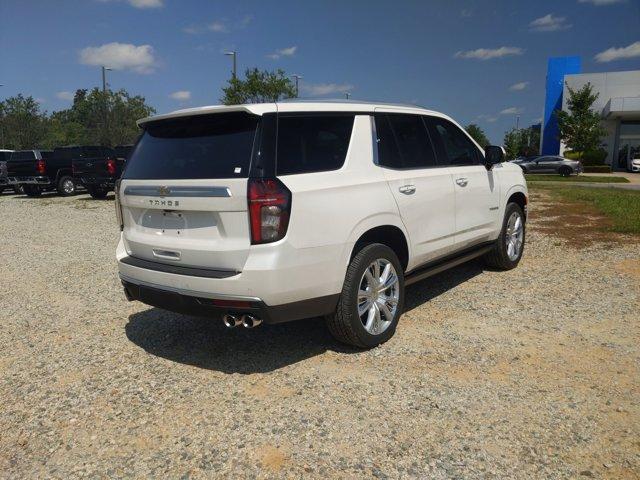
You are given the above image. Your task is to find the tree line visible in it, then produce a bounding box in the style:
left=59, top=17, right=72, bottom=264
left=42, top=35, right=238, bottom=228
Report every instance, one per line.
left=0, top=89, right=155, bottom=150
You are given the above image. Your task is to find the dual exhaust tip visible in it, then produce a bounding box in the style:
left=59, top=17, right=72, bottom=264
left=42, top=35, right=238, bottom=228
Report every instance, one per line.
left=223, top=314, right=262, bottom=329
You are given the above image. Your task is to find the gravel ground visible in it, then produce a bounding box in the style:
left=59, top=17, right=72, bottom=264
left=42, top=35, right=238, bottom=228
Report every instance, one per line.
left=0, top=189, right=638, bottom=479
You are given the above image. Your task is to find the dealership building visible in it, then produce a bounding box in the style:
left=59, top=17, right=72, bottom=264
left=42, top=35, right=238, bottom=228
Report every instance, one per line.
left=541, top=56, right=640, bottom=171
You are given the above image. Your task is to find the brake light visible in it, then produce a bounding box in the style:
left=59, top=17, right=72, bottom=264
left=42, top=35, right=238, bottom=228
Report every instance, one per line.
left=36, top=159, right=46, bottom=175
left=114, top=180, right=124, bottom=231
left=106, top=158, right=116, bottom=175
left=248, top=178, right=291, bottom=244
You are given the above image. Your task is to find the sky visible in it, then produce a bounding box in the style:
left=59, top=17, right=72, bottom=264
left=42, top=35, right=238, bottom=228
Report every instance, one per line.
left=1, top=0, right=639, bottom=143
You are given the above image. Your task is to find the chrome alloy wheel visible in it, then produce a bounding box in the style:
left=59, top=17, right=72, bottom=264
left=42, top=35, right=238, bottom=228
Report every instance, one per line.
left=62, top=179, right=75, bottom=194
left=506, top=211, right=524, bottom=261
left=357, top=258, right=400, bottom=335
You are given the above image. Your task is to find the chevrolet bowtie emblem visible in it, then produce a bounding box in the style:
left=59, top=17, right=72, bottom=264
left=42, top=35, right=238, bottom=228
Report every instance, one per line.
left=157, top=186, right=170, bottom=196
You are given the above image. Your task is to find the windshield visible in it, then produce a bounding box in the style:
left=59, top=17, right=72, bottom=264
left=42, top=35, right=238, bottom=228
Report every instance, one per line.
left=123, top=112, right=259, bottom=180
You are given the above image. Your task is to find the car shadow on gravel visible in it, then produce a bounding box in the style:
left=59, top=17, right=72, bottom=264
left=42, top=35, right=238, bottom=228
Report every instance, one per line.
left=125, top=261, right=486, bottom=374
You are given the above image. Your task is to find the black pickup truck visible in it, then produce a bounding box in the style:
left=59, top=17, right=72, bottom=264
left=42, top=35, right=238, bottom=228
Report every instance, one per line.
left=72, top=145, right=131, bottom=198
left=5, top=149, right=60, bottom=197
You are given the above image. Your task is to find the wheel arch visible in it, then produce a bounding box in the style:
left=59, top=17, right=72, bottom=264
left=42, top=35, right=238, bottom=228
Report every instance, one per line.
left=506, top=189, right=528, bottom=219
left=346, top=219, right=411, bottom=272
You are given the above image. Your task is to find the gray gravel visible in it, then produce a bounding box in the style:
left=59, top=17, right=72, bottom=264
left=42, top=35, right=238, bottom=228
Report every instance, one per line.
left=0, top=189, right=639, bottom=479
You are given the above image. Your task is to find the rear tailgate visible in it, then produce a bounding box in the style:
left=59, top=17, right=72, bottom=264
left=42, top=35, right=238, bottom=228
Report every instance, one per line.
left=73, top=157, right=111, bottom=179
left=7, top=159, right=38, bottom=177
left=119, top=111, right=261, bottom=273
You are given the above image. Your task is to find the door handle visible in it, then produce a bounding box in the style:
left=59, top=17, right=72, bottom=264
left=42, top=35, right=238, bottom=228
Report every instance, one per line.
left=455, top=177, right=468, bottom=187
left=399, top=185, right=416, bottom=195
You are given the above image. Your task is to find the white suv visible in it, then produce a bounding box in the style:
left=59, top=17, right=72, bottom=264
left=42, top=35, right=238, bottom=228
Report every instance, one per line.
left=116, top=101, right=527, bottom=348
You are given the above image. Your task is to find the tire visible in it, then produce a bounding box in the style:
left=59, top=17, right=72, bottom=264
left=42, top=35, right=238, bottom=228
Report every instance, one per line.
left=57, top=175, right=76, bottom=196
left=559, top=167, right=572, bottom=177
left=326, top=243, right=405, bottom=348
left=484, top=202, right=526, bottom=270
left=87, top=186, right=108, bottom=199
left=23, top=185, right=42, bottom=197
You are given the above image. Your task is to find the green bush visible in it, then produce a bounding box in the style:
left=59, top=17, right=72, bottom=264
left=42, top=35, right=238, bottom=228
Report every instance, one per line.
left=564, top=149, right=608, bottom=165
left=584, top=165, right=612, bottom=173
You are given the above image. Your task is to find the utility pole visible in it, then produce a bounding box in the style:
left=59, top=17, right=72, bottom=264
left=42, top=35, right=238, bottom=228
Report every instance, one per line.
left=224, top=51, right=237, bottom=79
left=291, top=74, right=302, bottom=97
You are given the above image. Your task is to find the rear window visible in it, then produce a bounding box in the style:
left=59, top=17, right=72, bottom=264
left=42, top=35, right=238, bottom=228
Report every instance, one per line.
left=276, top=114, right=354, bottom=175
left=10, top=151, right=36, bottom=161
left=53, top=147, right=82, bottom=159
left=123, top=112, right=259, bottom=180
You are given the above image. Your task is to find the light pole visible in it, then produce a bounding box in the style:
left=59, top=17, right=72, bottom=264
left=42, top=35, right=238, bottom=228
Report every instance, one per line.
left=101, top=66, right=112, bottom=93
left=101, top=67, right=112, bottom=146
left=291, top=74, right=302, bottom=97
left=515, top=115, right=520, bottom=131
left=224, top=51, right=237, bottom=79
left=0, top=84, right=4, bottom=147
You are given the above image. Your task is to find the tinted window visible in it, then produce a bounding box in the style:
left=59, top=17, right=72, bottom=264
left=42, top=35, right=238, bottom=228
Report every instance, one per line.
left=82, top=146, right=103, bottom=157
left=0, top=152, right=12, bottom=161
left=276, top=115, right=354, bottom=175
left=376, top=114, right=436, bottom=169
left=53, top=147, right=81, bottom=159
left=429, top=118, right=480, bottom=166
left=41, top=151, right=53, bottom=159
left=123, top=112, right=259, bottom=180
left=10, top=151, right=36, bottom=161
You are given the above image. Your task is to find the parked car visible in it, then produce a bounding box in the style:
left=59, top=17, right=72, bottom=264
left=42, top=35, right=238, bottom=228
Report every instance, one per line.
left=0, top=149, right=15, bottom=194
left=5, top=149, right=60, bottom=197
left=513, top=155, right=582, bottom=176
left=630, top=155, right=640, bottom=173
left=116, top=101, right=528, bottom=348
left=72, top=146, right=125, bottom=198
left=115, top=144, right=134, bottom=161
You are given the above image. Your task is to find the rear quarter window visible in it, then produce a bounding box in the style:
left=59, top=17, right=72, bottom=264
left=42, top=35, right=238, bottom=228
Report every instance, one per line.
left=276, top=114, right=354, bottom=176
left=10, top=151, right=36, bottom=161
left=123, top=112, right=259, bottom=180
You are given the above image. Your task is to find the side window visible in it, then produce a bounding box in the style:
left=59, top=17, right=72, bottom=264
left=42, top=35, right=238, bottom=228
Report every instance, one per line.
left=428, top=117, right=480, bottom=166
left=375, top=114, right=437, bottom=169
left=276, top=114, right=354, bottom=175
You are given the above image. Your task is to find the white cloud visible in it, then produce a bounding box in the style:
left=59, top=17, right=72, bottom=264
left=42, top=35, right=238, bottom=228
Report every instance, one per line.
left=454, top=46, right=524, bottom=60
left=98, top=0, right=163, bottom=8
left=266, top=46, right=297, bottom=59
left=461, top=9, right=472, bottom=17
left=56, top=91, right=75, bottom=101
left=509, top=81, right=529, bottom=91
left=79, top=42, right=157, bottom=74
left=478, top=114, right=498, bottom=123
left=578, top=0, right=624, bottom=5
left=500, top=107, right=523, bottom=115
left=208, top=21, right=228, bottom=33
left=529, top=13, right=571, bottom=32
left=239, top=15, right=254, bottom=27
left=595, top=41, right=640, bottom=62
left=183, top=25, right=201, bottom=35
left=169, top=90, right=191, bottom=101
left=301, top=82, right=354, bottom=97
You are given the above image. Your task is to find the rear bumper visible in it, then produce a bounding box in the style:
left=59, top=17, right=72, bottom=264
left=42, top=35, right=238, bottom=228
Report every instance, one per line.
left=6, top=176, right=50, bottom=185
left=77, top=176, right=115, bottom=189
left=120, top=277, right=338, bottom=324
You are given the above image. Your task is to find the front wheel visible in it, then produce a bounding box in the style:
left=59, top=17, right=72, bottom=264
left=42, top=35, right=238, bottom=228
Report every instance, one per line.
left=57, top=175, right=76, bottom=196
left=326, top=243, right=405, bottom=348
left=484, top=202, right=525, bottom=270
left=559, top=167, right=572, bottom=177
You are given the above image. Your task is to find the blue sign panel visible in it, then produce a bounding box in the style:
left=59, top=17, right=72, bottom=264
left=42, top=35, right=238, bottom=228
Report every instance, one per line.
left=541, top=56, right=581, bottom=155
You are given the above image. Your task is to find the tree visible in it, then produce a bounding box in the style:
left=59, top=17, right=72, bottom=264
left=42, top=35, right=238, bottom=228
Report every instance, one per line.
left=43, top=88, right=155, bottom=147
left=0, top=94, right=49, bottom=149
left=555, top=82, right=605, bottom=157
left=502, top=126, right=540, bottom=159
left=221, top=68, right=296, bottom=105
left=465, top=124, right=490, bottom=148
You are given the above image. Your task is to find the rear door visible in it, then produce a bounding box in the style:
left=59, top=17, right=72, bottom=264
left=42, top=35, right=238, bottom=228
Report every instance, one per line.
left=119, top=111, right=261, bottom=272
left=374, top=112, right=456, bottom=267
left=425, top=116, right=500, bottom=249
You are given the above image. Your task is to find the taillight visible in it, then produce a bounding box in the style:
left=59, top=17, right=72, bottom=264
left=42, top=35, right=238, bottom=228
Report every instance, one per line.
left=106, top=158, right=116, bottom=175
left=248, top=178, right=291, bottom=244
left=114, top=180, right=124, bottom=231
left=36, top=159, right=46, bottom=175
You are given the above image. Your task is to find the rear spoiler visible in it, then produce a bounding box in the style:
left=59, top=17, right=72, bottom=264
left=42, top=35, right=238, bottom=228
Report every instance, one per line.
left=137, top=104, right=276, bottom=127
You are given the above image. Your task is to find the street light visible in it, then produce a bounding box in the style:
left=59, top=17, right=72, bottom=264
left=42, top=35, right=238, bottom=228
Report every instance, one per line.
left=291, top=74, right=302, bottom=97
left=224, top=51, right=237, bottom=79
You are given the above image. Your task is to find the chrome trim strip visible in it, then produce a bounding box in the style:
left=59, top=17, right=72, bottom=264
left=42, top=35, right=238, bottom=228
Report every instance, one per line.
left=123, top=185, right=231, bottom=197
left=118, top=273, right=262, bottom=303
